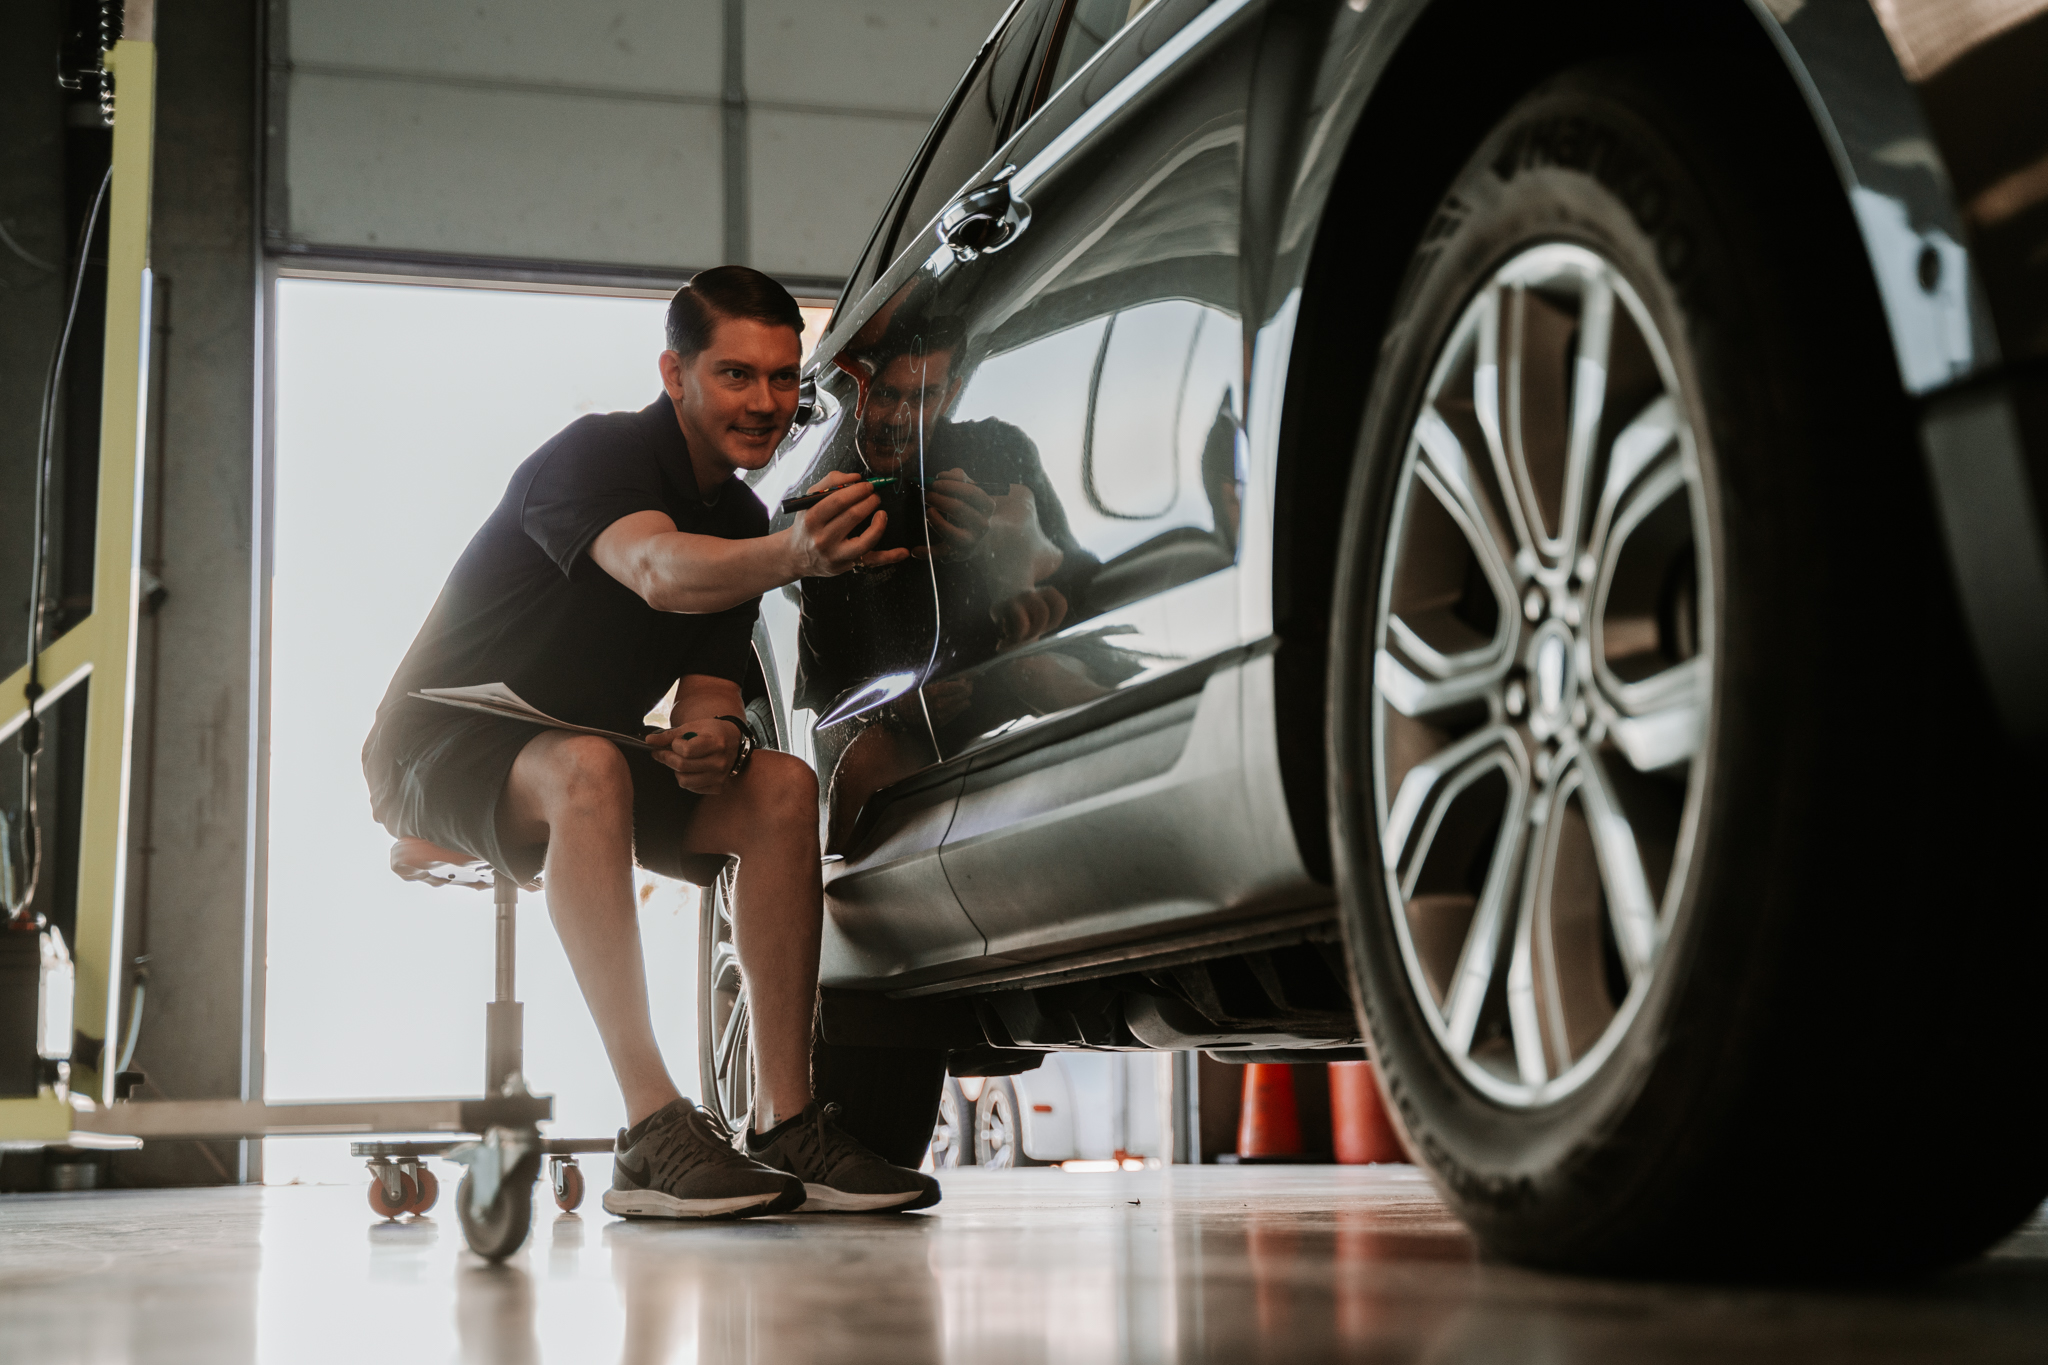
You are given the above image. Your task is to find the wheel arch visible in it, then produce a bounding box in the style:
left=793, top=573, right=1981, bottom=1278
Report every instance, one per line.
left=1253, top=0, right=1915, bottom=880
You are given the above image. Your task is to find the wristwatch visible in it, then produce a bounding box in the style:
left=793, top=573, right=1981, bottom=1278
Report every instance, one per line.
left=714, top=714, right=756, bottom=778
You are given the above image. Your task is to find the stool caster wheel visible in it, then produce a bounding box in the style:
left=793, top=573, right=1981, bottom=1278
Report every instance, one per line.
left=409, top=1167, right=440, bottom=1215
left=550, top=1157, right=585, bottom=1213
left=367, top=1164, right=416, bottom=1220
left=457, top=1166, right=534, bottom=1261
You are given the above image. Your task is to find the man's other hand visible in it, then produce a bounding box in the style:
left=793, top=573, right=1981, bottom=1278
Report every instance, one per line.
left=790, top=472, right=913, bottom=578
left=649, top=718, right=742, bottom=795
left=924, top=468, right=996, bottom=556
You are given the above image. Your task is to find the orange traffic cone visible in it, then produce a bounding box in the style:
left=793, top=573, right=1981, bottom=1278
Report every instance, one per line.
left=1329, top=1061, right=1408, bottom=1165
left=1236, top=1062, right=1305, bottom=1160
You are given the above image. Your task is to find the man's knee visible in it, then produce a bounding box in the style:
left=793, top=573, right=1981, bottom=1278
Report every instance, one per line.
left=541, top=734, right=634, bottom=821
left=741, top=751, right=817, bottom=833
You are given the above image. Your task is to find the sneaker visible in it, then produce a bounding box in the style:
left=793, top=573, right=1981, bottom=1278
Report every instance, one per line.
left=745, top=1101, right=942, bottom=1213
left=603, top=1098, right=805, bottom=1219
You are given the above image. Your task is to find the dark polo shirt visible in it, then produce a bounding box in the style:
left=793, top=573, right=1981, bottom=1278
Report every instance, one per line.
left=363, top=394, right=768, bottom=864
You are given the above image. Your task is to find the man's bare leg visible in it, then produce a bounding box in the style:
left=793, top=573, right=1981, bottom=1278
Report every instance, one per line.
left=677, top=750, right=823, bottom=1132
left=498, top=731, right=681, bottom=1128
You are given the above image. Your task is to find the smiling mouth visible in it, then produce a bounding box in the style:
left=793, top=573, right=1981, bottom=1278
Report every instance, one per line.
left=731, top=424, right=777, bottom=441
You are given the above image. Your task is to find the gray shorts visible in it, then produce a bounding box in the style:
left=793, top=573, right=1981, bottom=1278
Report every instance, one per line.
left=365, top=701, right=730, bottom=887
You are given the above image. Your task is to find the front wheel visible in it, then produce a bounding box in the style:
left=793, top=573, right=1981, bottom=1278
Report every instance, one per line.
left=1328, top=62, right=2048, bottom=1278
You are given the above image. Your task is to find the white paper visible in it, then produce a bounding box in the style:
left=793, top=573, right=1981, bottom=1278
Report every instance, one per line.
left=410, top=682, right=655, bottom=750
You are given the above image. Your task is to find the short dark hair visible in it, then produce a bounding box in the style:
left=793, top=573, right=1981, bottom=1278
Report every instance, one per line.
left=666, top=266, right=805, bottom=358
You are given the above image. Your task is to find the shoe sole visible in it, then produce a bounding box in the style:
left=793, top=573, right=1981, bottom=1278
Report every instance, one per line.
left=797, top=1183, right=940, bottom=1213
left=602, top=1187, right=795, bottom=1219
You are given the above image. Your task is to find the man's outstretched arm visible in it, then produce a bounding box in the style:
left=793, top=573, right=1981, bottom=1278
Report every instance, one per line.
left=591, top=472, right=909, bottom=614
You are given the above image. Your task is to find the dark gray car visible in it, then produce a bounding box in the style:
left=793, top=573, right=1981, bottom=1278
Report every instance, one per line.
left=701, top=0, right=2048, bottom=1278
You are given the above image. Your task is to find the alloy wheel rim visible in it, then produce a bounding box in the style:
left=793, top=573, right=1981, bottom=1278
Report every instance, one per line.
left=708, top=867, right=751, bottom=1124
left=1371, top=242, right=1715, bottom=1108
left=979, top=1090, right=1016, bottom=1167
left=931, top=1088, right=964, bottom=1168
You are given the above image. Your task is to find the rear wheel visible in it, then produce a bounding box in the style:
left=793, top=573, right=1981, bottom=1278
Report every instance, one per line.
left=697, top=862, right=751, bottom=1127
left=694, top=691, right=946, bottom=1167
left=1328, top=63, right=2048, bottom=1277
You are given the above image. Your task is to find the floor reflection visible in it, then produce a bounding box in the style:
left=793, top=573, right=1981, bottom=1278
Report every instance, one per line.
left=526, top=1169, right=1483, bottom=1364
left=5, top=1169, right=2047, bottom=1364
left=606, top=1214, right=945, bottom=1364
left=456, top=1259, right=540, bottom=1365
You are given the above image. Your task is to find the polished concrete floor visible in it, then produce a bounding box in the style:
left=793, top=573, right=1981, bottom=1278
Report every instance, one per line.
left=3, top=1165, right=2046, bottom=1363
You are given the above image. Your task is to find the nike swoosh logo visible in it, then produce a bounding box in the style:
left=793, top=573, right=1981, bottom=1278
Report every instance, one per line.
left=615, top=1154, right=651, bottom=1186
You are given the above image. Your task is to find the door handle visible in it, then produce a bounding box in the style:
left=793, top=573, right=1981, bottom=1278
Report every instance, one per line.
left=791, top=375, right=821, bottom=427
left=936, top=165, right=1031, bottom=262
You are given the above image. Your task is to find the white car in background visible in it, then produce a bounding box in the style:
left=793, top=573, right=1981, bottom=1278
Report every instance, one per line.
left=927, top=1053, right=1171, bottom=1170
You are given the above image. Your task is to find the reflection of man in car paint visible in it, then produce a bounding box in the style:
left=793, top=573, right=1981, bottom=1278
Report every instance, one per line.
left=850, top=316, right=1096, bottom=655
left=798, top=314, right=1105, bottom=848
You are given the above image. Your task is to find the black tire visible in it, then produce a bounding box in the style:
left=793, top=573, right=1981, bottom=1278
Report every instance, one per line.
left=456, top=1163, right=535, bottom=1262
left=1327, top=61, right=2048, bottom=1278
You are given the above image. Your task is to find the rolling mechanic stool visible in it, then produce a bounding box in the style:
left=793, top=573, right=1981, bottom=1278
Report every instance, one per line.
left=351, top=837, right=613, bottom=1260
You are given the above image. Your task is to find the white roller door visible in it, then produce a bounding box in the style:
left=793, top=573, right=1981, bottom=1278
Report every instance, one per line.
left=269, top=0, right=1009, bottom=286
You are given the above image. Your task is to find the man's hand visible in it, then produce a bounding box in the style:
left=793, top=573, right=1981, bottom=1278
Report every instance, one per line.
left=992, top=585, right=1068, bottom=652
left=789, top=472, right=913, bottom=578
left=924, top=469, right=996, bottom=556
left=648, top=716, right=744, bottom=795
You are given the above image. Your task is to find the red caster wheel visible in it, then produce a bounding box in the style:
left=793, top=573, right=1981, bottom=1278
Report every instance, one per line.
left=408, top=1167, right=440, bottom=1215
left=368, top=1169, right=416, bottom=1219
left=552, top=1160, right=585, bottom=1213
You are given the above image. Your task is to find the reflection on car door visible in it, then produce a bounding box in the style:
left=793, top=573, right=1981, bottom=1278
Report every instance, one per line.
left=898, top=0, right=1257, bottom=764
left=758, top=0, right=1054, bottom=985
left=845, top=0, right=1268, bottom=959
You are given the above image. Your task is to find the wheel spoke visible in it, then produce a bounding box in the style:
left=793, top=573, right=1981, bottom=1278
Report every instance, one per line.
left=1503, top=826, right=1552, bottom=1089
left=1376, top=647, right=1503, bottom=719
left=1382, top=725, right=1532, bottom=1054
left=1439, top=809, right=1530, bottom=1056
left=1600, top=656, right=1706, bottom=772
left=1381, top=725, right=1528, bottom=893
left=1471, top=286, right=1542, bottom=567
left=1559, top=270, right=1616, bottom=559
left=717, top=992, right=750, bottom=1115
left=1583, top=395, right=1680, bottom=569
left=1414, top=407, right=1522, bottom=610
left=1381, top=411, right=1522, bottom=697
left=1573, top=750, right=1660, bottom=978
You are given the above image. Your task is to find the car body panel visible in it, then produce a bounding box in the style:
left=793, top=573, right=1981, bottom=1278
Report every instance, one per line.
left=762, top=0, right=2048, bottom=1000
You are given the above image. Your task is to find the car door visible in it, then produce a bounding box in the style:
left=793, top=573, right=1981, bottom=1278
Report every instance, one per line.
left=756, top=0, right=1054, bottom=985
left=846, top=0, right=1268, bottom=959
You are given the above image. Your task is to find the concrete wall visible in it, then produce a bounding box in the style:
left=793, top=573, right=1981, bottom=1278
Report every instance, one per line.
left=271, top=0, right=1007, bottom=284
left=112, top=0, right=266, bottom=1186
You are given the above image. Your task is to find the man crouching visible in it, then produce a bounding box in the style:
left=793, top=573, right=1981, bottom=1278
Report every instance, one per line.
left=361, top=267, right=936, bottom=1217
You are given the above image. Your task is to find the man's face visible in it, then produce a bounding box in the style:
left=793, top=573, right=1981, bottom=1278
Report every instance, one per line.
left=660, top=316, right=803, bottom=478
left=857, top=349, right=957, bottom=474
